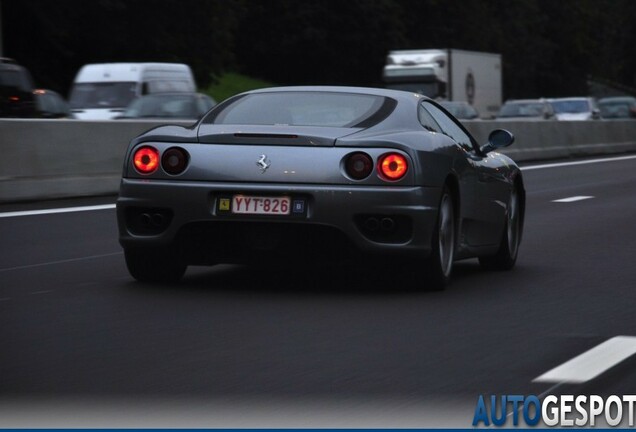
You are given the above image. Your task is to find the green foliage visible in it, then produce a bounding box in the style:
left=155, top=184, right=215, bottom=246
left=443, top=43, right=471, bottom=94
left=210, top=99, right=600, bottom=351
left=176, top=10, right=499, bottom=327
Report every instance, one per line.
left=205, top=73, right=275, bottom=102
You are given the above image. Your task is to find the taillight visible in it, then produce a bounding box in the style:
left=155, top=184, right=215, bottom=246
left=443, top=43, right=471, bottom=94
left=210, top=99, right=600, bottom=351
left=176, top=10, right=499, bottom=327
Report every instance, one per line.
left=133, top=146, right=159, bottom=174
left=345, top=152, right=373, bottom=180
left=162, top=147, right=189, bottom=175
left=378, top=153, right=408, bottom=181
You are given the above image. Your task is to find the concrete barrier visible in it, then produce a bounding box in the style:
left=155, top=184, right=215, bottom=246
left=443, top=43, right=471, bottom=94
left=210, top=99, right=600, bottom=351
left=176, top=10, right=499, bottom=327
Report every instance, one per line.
left=1, top=118, right=636, bottom=203
left=465, top=120, right=636, bottom=161
left=0, top=119, right=190, bottom=203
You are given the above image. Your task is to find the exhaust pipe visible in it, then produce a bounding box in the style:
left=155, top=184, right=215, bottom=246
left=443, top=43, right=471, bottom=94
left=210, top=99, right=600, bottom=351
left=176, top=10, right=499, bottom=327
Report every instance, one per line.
left=364, top=217, right=380, bottom=232
left=139, top=213, right=152, bottom=226
left=380, top=217, right=395, bottom=232
left=151, top=213, right=165, bottom=227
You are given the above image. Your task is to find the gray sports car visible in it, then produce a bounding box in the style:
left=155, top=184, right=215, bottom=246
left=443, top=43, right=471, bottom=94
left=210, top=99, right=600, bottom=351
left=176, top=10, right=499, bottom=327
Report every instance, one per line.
left=116, top=86, right=524, bottom=290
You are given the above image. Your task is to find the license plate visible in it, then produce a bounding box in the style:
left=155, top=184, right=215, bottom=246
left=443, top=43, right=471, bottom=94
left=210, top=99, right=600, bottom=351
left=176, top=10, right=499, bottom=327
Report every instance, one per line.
left=231, top=195, right=291, bottom=215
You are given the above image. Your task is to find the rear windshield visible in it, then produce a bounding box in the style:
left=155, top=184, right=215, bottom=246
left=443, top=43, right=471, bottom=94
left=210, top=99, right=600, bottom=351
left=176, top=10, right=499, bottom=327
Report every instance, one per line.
left=69, top=82, right=137, bottom=109
left=205, top=92, right=391, bottom=127
left=551, top=100, right=590, bottom=114
left=0, top=70, right=33, bottom=92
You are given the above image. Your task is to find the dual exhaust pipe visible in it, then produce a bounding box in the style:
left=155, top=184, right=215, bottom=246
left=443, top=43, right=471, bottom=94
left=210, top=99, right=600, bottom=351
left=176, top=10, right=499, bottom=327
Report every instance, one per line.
left=363, top=216, right=395, bottom=233
left=139, top=213, right=166, bottom=228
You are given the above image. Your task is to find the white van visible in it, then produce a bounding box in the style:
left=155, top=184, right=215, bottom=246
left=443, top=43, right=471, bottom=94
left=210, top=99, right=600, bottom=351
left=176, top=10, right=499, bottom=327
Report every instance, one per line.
left=69, top=63, right=196, bottom=120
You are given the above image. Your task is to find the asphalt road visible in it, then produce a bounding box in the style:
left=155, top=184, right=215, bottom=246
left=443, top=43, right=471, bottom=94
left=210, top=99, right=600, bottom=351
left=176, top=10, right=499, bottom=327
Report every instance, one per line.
left=1, top=154, right=636, bottom=427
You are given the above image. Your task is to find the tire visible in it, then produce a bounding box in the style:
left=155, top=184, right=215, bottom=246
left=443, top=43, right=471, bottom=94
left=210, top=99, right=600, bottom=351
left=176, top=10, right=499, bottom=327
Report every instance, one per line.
left=479, top=186, right=521, bottom=271
left=124, top=247, right=187, bottom=283
left=423, top=186, right=456, bottom=291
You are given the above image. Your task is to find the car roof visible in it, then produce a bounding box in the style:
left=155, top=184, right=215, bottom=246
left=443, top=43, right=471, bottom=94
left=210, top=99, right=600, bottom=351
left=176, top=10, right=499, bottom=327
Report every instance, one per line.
left=599, top=96, right=636, bottom=103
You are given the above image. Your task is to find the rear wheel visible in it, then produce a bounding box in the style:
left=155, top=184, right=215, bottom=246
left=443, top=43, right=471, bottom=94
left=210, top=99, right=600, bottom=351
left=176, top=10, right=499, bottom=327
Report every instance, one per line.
left=422, top=187, right=455, bottom=290
left=124, top=247, right=187, bottom=283
left=479, top=186, right=521, bottom=270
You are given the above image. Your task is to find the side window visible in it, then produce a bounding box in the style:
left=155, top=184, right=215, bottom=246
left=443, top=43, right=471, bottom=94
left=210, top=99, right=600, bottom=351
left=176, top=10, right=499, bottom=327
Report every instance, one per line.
left=421, top=101, right=474, bottom=150
left=417, top=103, right=442, bottom=133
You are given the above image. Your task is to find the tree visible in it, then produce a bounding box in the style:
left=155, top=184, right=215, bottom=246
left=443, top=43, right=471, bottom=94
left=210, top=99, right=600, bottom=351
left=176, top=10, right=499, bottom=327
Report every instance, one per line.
left=235, top=0, right=406, bottom=86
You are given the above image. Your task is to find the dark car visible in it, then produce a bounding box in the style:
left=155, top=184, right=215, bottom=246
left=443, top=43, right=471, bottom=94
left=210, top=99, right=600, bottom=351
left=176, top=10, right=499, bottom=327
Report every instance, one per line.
left=0, top=58, right=37, bottom=118
left=117, top=92, right=216, bottom=120
left=598, top=96, right=636, bottom=119
left=33, top=89, right=74, bottom=118
left=117, top=86, right=525, bottom=290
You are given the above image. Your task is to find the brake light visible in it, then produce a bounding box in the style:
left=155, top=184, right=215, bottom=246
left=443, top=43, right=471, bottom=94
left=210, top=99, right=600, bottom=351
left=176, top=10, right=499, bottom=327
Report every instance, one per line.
left=378, top=153, right=408, bottom=181
left=162, top=147, right=189, bottom=175
left=133, top=146, right=159, bottom=174
left=345, top=152, right=373, bottom=180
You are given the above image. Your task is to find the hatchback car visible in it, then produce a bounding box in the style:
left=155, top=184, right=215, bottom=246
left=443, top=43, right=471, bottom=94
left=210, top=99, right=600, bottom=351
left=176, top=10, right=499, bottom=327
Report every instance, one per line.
left=117, top=86, right=525, bottom=290
left=33, top=89, right=73, bottom=118
left=0, top=58, right=37, bottom=118
left=548, top=97, right=601, bottom=120
left=497, top=99, right=554, bottom=120
left=598, top=96, right=636, bottom=119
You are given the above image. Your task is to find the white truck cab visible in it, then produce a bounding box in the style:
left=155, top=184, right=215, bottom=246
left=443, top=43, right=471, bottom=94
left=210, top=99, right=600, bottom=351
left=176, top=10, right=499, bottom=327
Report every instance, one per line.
left=69, top=63, right=196, bottom=120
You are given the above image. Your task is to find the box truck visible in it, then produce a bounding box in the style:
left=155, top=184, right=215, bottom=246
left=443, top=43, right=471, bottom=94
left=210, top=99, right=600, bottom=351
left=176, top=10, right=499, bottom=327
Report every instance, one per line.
left=383, top=49, right=502, bottom=118
left=69, top=63, right=196, bottom=120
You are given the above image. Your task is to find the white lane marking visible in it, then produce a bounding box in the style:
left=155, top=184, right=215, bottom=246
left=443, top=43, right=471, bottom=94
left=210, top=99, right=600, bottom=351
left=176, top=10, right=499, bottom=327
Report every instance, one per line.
left=552, top=196, right=594, bottom=203
left=29, top=290, right=52, bottom=295
left=0, top=204, right=115, bottom=219
left=0, top=252, right=123, bottom=273
left=533, top=336, right=636, bottom=384
left=522, top=154, right=636, bottom=171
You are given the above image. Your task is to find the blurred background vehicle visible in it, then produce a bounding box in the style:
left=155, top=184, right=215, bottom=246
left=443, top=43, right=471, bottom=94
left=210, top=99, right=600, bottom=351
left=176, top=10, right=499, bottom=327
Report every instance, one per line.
left=496, top=99, right=555, bottom=120
left=69, top=63, right=197, bottom=120
left=438, top=101, right=479, bottom=120
left=116, top=92, right=216, bottom=120
left=0, top=57, right=37, bottom=118
left=598, top=96, right=636, bottom=119
left=548, top=97, right=601, bottom=120
left=33, top=89, right=74, bottom=119
left=383, top=49, right=502, bottom=119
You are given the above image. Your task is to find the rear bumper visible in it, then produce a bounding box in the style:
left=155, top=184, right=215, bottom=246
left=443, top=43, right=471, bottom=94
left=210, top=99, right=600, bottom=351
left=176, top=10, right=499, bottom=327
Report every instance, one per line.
left=117, top=178, right=441, bottom=263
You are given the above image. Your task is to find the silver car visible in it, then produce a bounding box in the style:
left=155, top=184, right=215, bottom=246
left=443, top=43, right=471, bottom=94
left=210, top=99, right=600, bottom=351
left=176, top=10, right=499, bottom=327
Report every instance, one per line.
left=117, top=86, right=525, bottom=290
left=497, top=99, right=555, bottom=120
left=548, top=97, right=601, bottom=120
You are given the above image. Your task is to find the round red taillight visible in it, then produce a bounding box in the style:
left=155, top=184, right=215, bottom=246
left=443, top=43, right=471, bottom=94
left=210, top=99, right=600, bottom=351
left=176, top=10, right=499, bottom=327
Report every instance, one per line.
left=345, top=152, right=373, bottom=180
left=162, top=147, right=189, bottom=175
left=133, top=146, right=159, bottom=174
left=378, top=153, right=408, bottom=181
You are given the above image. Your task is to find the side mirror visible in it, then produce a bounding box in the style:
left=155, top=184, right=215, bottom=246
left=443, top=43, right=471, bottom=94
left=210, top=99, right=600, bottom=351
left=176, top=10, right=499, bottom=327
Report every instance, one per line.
left=592, top=108, right=601, bottom=120
left=480, top=129, right=514, bottom=154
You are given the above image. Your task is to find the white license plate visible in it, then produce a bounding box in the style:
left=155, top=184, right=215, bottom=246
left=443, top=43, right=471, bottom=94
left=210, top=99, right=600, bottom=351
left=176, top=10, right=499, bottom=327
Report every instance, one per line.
left=232, top=195, right=291, bottom=215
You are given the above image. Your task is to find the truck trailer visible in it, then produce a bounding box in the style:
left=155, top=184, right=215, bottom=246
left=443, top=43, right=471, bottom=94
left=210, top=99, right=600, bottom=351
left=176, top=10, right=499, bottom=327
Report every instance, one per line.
left=383, top=49, right=502, bottom=118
